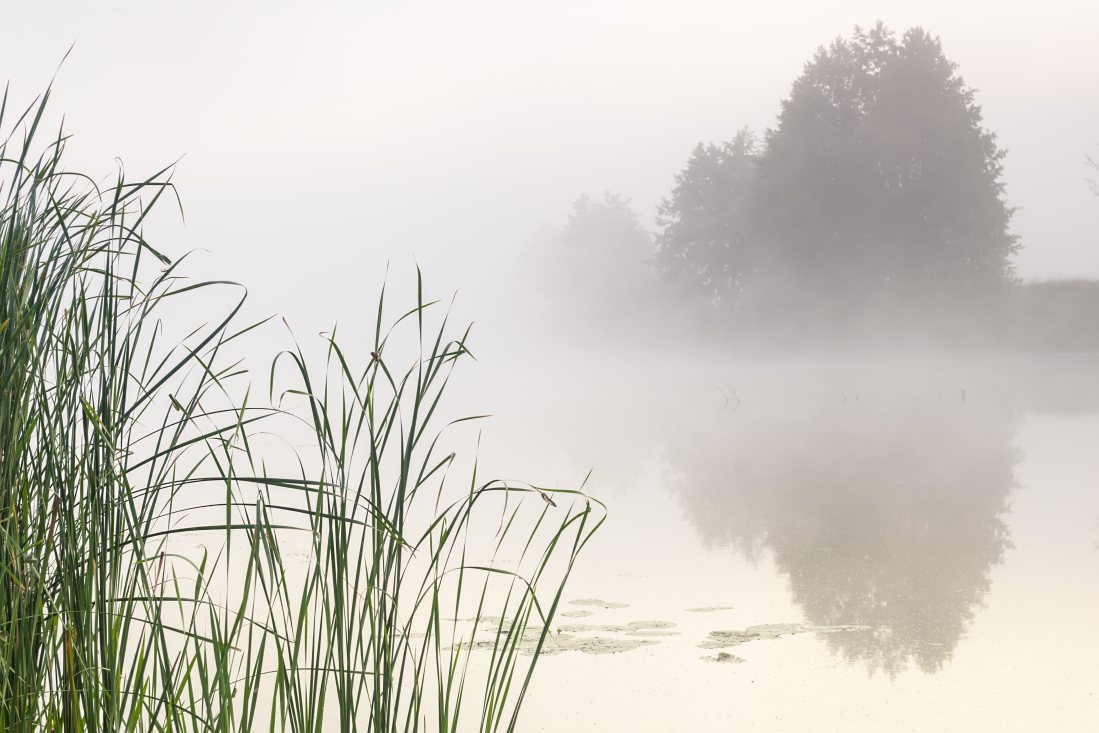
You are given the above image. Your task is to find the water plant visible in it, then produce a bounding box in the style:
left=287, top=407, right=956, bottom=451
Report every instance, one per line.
left=0, top=86, right=603, bottom=732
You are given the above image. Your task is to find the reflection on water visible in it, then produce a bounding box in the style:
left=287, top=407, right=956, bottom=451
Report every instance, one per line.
left=666, top=399, right=1018, bottom=676
left=479, top=352, right=1099, bottom=730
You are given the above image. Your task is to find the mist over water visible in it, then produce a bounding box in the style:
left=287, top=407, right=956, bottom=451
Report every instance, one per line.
left=4, top=2, right=1097, bottom=729
left=462, top=346, right=1099, bottom=729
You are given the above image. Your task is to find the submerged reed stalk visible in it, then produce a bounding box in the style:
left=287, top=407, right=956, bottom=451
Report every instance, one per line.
left=0, top=87, right=603, bottom=732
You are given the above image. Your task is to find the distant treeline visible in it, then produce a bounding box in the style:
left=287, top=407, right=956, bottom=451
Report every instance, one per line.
left=1007, top=280, right=1099, bottom=351
left=535, top=23, right=1098, bottom=350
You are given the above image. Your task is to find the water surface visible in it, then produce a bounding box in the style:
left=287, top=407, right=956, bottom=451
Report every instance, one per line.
left=462, top=348, right=1099, bottom=731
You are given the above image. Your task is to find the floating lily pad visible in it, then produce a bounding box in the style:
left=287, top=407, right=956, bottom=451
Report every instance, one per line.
left=700, top=623, right=869, bottom=649
left=569, top=598, right=630, bottom=609
left=686, top=606, right=736, bottom=613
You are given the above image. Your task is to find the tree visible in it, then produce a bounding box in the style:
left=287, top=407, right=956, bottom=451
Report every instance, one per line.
left=658, top=23, right=1018, bottom=320
left=561, top=191, right=650, bottom=264
left=654, top=130, right=758, bottom=305
left=544, top=192, right=654, bottom=317
left=754, top=23, right=1018, bottom=312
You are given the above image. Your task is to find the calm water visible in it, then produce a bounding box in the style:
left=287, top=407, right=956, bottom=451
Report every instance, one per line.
left=460, top=347, right=1099, bottom=731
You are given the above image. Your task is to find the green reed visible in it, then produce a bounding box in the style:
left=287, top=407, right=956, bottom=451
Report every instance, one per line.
left=0, top=86, right=603, bottom=732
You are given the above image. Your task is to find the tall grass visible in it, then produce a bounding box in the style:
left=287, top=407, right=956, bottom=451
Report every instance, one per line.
left=0, top=87, right=603, bottom=732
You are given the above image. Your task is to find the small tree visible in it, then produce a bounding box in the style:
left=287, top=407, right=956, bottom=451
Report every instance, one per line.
left=561, top=193, right=650, bottom=269
left=551, top=192, right=654, bottom=313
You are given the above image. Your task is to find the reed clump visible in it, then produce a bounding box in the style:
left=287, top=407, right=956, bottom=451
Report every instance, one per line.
left=0, top=87, right=603, bottom=732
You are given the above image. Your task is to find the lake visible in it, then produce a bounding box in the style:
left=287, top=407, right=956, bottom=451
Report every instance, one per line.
left=459, top=346, right=1099, bottom=731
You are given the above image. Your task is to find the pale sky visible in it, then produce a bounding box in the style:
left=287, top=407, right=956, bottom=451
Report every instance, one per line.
left=2, top=1, right=1097, bottom=327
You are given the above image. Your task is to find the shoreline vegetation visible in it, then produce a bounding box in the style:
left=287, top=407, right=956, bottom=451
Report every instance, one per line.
left=0, top=89, right=603, bottom=731
left=530, top=23, right=1098, bottom=354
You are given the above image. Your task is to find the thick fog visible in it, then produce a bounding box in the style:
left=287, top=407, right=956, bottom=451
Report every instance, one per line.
left=5, top=4, right=1099, bottom=730
left=2, top=1, right=1097, bottom=347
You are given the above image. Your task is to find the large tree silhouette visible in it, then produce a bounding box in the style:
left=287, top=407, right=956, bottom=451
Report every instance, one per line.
left=659, top=23, right=1018, bottom=318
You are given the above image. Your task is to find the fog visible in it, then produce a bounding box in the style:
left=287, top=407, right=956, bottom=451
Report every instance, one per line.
left=2, top=1, right=1097, bottom=338
left=4, top=2, right=1098, bottom=729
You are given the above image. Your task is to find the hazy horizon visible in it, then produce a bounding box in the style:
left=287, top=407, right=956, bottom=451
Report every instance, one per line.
left=4, top=6, right=1098, bottom=729
left=2, top=1, right=1096, bottom=332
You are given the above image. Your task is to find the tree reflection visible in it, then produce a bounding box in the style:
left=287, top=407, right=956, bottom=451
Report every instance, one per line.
left=666, top=400, right=1017, bottom=676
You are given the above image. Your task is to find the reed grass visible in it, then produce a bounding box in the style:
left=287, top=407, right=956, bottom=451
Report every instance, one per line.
left=0, top=87, right=603, bottom=732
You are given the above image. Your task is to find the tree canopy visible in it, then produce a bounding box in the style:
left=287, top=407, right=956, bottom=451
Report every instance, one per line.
left=658, top=23, right=1018, bottom=318
left=544, top=192, right=654, bottom=316
left=655, top=130, right=758, bottom=305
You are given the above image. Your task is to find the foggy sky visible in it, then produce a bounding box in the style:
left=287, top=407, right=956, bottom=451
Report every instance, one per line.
left=2, top=1, right=1096, bottom=328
